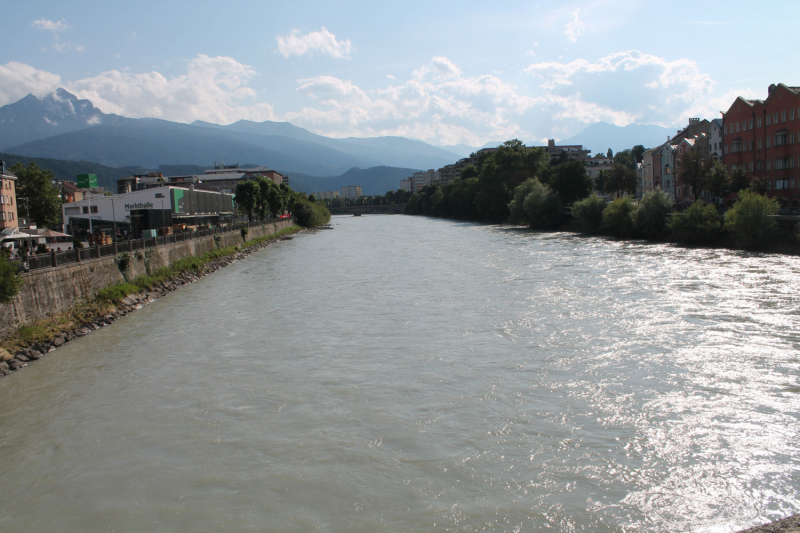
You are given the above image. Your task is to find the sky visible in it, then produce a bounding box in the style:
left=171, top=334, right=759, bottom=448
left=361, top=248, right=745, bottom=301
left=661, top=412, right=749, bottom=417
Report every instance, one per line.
left=1, top=0, right=798, bottom=147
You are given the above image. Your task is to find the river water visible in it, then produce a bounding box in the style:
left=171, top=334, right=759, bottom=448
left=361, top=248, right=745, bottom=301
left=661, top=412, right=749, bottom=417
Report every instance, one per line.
left=1, top=215, right=799, bottom=532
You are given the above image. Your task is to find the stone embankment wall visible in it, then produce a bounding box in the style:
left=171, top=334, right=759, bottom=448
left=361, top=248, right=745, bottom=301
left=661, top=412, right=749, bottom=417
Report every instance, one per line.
left=0, top=220, right=293, bottom=338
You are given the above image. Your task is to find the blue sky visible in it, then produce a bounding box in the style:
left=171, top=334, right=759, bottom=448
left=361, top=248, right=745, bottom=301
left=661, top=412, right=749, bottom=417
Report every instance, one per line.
left=2, top=0, right=798, bottom=146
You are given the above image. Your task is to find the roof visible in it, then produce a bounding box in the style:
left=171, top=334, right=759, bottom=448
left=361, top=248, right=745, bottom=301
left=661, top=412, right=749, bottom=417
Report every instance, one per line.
left=0, top=170, right=17, bottom=180
left=60, top=181, right=83, bottom=193
left=204, top=166, right=279, bottom=175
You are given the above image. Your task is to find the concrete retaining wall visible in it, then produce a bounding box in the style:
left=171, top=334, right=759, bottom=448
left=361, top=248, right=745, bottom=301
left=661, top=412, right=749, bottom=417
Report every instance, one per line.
left=0, top=220, right=294, bottom=338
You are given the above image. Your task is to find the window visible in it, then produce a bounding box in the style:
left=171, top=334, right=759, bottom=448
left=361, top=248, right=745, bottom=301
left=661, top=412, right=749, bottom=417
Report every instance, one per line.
left=782, top=111, right=787, bottom=122
left=749, top=140, right=754, bottom=150
left=0, top=213, right=5, bottom=222
left=767, top=115, right=772, bottom=126
left=0, top=196, right=4, bottom=205
left=767, top=160, right=772, bottom=170
left=758, top=138, right=763, bottom=149
left=749, top=119, right=754, bottom=129
left=724, top=145, right=729, bottom=154
left=757, top=117, right=762, bottom=127
left=757, top=160, right=764, bottom=171
left=64, top=207, right=80, bottom=215
left=792, top=109, right=796, bottom=120
left=775, top=158, right=789, bottom=170
left=736, top=122, right=740, bottom=133
left=724, top=125, right=728, bottom=134
left=731, top=141, right=742, bottom=153
left=792, top=133, right=797, bottom=144
left=677, top=187, right=681, bottom=196
left=767, top=137, right=772, bottom=148
left=776, top=132, right=788, bottom=146
left=774, top=112, right=779, bottom=124
left=776, top=179, right=790, bottom=189
left=82, top=206, right=88, bottom=214
left=750, top=162, right=754, bottom=172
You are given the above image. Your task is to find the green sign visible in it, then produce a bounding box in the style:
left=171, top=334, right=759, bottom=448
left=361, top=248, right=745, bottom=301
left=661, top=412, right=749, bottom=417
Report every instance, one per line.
left=76, top=174, right=98, bottom=189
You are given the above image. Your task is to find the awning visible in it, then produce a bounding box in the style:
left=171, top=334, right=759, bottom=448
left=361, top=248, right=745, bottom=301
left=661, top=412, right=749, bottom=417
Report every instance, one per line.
left=34, top=229, right=72, bottom=238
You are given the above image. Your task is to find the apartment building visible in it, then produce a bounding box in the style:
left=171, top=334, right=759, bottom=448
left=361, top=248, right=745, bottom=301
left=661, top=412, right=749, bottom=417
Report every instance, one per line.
left=314, top=191, right=340, bottom=200
left=342, top=185, right=363, bottom=199
left=0, top=161, right=18, bottom=230
left=722, top=83, right=800, bottom=208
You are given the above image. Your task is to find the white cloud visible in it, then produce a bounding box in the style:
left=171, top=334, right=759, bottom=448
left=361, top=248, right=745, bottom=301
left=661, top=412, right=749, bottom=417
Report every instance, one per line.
left=283, top=56, right=541, bottom=145
left=276, top=27, right=352, bottom=59
left=51, top=42, right=85, bottom=53
left=525, top=50, right=716, bottom=127
left=564, top=9, right=584, bottom=42
left=66, top=54, right=275, bottom=124
left=32, top=19, right=67, bottom=32
left=0, top=61, right=61, bottom=106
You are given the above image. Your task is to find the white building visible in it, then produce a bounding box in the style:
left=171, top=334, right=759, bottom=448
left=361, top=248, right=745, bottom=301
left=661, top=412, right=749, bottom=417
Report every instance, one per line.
left=707, top=118, right=724, bottom=161
left=342, top=185, right=363, bottom=199
left=410, top=170, right=440, bottom=191
left=314, top=191, right=340, bottom=199
left=400, top=178, right=412, bottom=193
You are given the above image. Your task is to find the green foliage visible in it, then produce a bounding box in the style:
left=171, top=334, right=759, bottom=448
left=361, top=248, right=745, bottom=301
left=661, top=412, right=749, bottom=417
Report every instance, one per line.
left=292, top=198, right=331, bottom=227
left=9, top=161, right=63, bottom=226
left=96, top=282, right=140, bottom=304
left=308, top=194, right=317, bottom=203
left=604, top=163, right=638, bottom=197
left=706, top=160, right=731, bottom=200
left=750, top=176, right=768, bottom=195
left=72, top=238, right=84, bottom=249
left=235, top=180, right=260, bottom=221
left=634, top=189, right=673, bottom=240
left=613, top=149, right=635, bottom=170
left=508, top=179, right=539, bottom=225
left=667, top=200, right=721, bottom=244
left=522, top=179, right=563, bottom=229
left=723, top=189, right=779, bottom=248
left=607, top=148, right=613, bottom=158
left=240, top=227, right=249, bottom=242
left=0, top=257, right=23, bottom=303
left=677, top=148, right=709, bottom=201
left=571, top=194, right=606, bottom=234
left=36, top=243, right=48, bottom=254
left=729, top=167, right=750, bottom=194
left=548, top=160, right=592, bottom=205
left=603, top=197, right=638, bottom=238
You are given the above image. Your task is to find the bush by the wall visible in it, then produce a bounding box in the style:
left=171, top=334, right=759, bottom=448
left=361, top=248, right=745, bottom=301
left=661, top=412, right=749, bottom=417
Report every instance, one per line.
left=723, top=189, right=779, bottom=248
left=0, top=258, right=22, bottom=304
left=571, top=194, right=605, bottom=233
left=635, top=189, right=673, bottom=240
left=603, top=197, right=638, bottom=238
left=522, top=179, right=563, bottom=229
left=667, top=200, right=721, bottom=244
left=293, top=199, right=331, bottom=228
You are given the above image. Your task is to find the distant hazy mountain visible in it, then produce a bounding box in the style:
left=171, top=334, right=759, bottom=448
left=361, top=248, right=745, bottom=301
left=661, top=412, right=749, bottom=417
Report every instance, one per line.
left=0, top=89, right=124, bottom=150
left=0, top=151, right=146, bottom=190
left=561, top=121, right=677, bottom=154
left=192, top=119, right=461, bottom=170
left=287, top=166, right=417, bottom=196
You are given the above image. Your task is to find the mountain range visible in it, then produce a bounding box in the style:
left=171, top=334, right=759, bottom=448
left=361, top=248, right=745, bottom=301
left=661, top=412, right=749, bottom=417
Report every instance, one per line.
left=0, top=89, right=679, bottom=194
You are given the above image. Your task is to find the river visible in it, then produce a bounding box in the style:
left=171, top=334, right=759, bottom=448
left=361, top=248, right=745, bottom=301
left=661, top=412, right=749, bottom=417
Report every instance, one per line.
left=1, top=215, right=799, bottom=532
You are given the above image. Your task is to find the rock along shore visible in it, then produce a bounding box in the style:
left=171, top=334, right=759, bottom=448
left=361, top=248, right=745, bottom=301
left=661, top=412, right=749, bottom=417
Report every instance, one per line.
left=0, top=231, right=306, bottom=378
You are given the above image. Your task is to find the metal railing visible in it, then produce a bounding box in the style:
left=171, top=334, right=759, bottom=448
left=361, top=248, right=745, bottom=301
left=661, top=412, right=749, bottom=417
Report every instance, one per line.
left=10, top=219, right=290, bottom=273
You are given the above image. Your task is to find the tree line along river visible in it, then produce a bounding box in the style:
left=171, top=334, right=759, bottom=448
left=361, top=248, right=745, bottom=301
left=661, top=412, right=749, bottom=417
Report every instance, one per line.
left=0, top=214, right=798, bottom=532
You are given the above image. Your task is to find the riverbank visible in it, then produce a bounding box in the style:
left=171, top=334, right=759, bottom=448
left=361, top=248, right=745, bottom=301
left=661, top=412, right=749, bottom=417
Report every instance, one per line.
left=0, top=224, right=309, bottom=378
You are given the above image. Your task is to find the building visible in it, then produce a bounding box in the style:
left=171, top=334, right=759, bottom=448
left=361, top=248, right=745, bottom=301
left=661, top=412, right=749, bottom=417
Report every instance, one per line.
left=439, top=158, right=472, bottom=184
left=584, top=154, right=613, bottom=180
left=202, top=164, right=285, bottom=194
left=409, top=170, right=440, bottom=192
left=56, top=180, right=88, bottom=203
left=62, top=186, right=235, bottom=236
left=314, top=191, right=340, bottom=200
left=722, top=83, right=800, bottom=208
left=661, top=143, right=677, bottom=199
left=342, top=185, right=363, bottom=199
left=707, top=118, right=724, bottom=161
left=545, top=139, right=590, bottom=163
left=0, top=161, right=18, bottom=230
left=399, top=178, right=412, bottom=193
left=640, top=149, right=655, bottom=197
left=118, top=173, right=165, bottom=194
left=674, top=137, right=698, bottom=207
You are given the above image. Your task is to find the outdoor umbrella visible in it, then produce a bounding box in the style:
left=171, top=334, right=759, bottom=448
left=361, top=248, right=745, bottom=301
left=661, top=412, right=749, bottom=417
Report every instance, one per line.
left=34, top=230, right=72, bottom=238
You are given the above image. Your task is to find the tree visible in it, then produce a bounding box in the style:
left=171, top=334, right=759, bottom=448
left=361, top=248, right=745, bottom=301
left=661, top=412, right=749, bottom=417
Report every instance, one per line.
left=235, top=180, right=260, bottom=221
left=613, top=149, right=636, bottom=170
left=308, top=194, right=317, bottom=203
left=522, top=179, right=562, bottom=229
left=508, top=179, right=539, bottom=225
left=635, top=189, right=673, bottom=239
left=9, top=162, right=62, bottom=226
left=548, top=160, right=592, bottom=205
left=631, top=145, right=646, bottom=163
left=607, top=148, right=614, bottom=158
left=594, top=170, right=607, bottom=193
left=750, top=176, right=769, bottom=195
left=572, top=194, right=605, bottom=233
left=677, top=148, right=708, bottom=202
left=604, top=164, right=638, bottom=197
left=0, top=257, right=22, bottom=304
left=603, top=197, right=638, bottom=238
left=667, top=200, right=721, bottom=244
left=705, top=160, right=730, bottom=205
left=724, top=189, right=779, bottom=248
left=729, top=167, right=750, bottom=194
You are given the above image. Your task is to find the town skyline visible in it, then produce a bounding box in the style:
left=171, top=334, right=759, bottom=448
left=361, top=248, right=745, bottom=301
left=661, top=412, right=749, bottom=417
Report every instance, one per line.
left=2, top=1, right=798, bottom=147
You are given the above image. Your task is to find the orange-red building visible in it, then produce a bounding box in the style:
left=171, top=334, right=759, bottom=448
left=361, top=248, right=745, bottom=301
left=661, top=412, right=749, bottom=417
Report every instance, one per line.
left=722, top=83, right=800, bottom=208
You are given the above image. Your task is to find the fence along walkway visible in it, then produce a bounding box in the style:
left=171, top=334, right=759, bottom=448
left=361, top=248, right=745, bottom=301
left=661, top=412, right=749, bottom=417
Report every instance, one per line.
left=13, top=220, right=275, bottom=273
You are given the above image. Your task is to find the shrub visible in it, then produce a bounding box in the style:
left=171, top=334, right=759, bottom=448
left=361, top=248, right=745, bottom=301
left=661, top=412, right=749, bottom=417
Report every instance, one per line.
left=508, top=179, right=539, bottom=225
left=36, top=243, right=48, bottom=254
left=293, top=198, right=331, bottom=227
left=667, top=200, right=721, bottom=244
left=73, top=238, right=84, bottom=249
left=635, top=189, right=673, bottom=240
left=0, top=257, right=23, bottom=303
left=96, top=282, right=139, bottom=304
left=571, top=194, right=605, bottom=233
left=603, top=197, right=638, bottom=238
left=240, top=227, right=249, bottom=242
left=522, top=179, right=563, bottom=229
left=723, top=189, right=779, bottom=248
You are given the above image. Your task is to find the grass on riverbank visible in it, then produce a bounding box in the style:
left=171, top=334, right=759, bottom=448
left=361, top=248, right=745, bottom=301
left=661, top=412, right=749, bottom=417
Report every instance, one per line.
left=0, top=225, right=303, bottom=356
